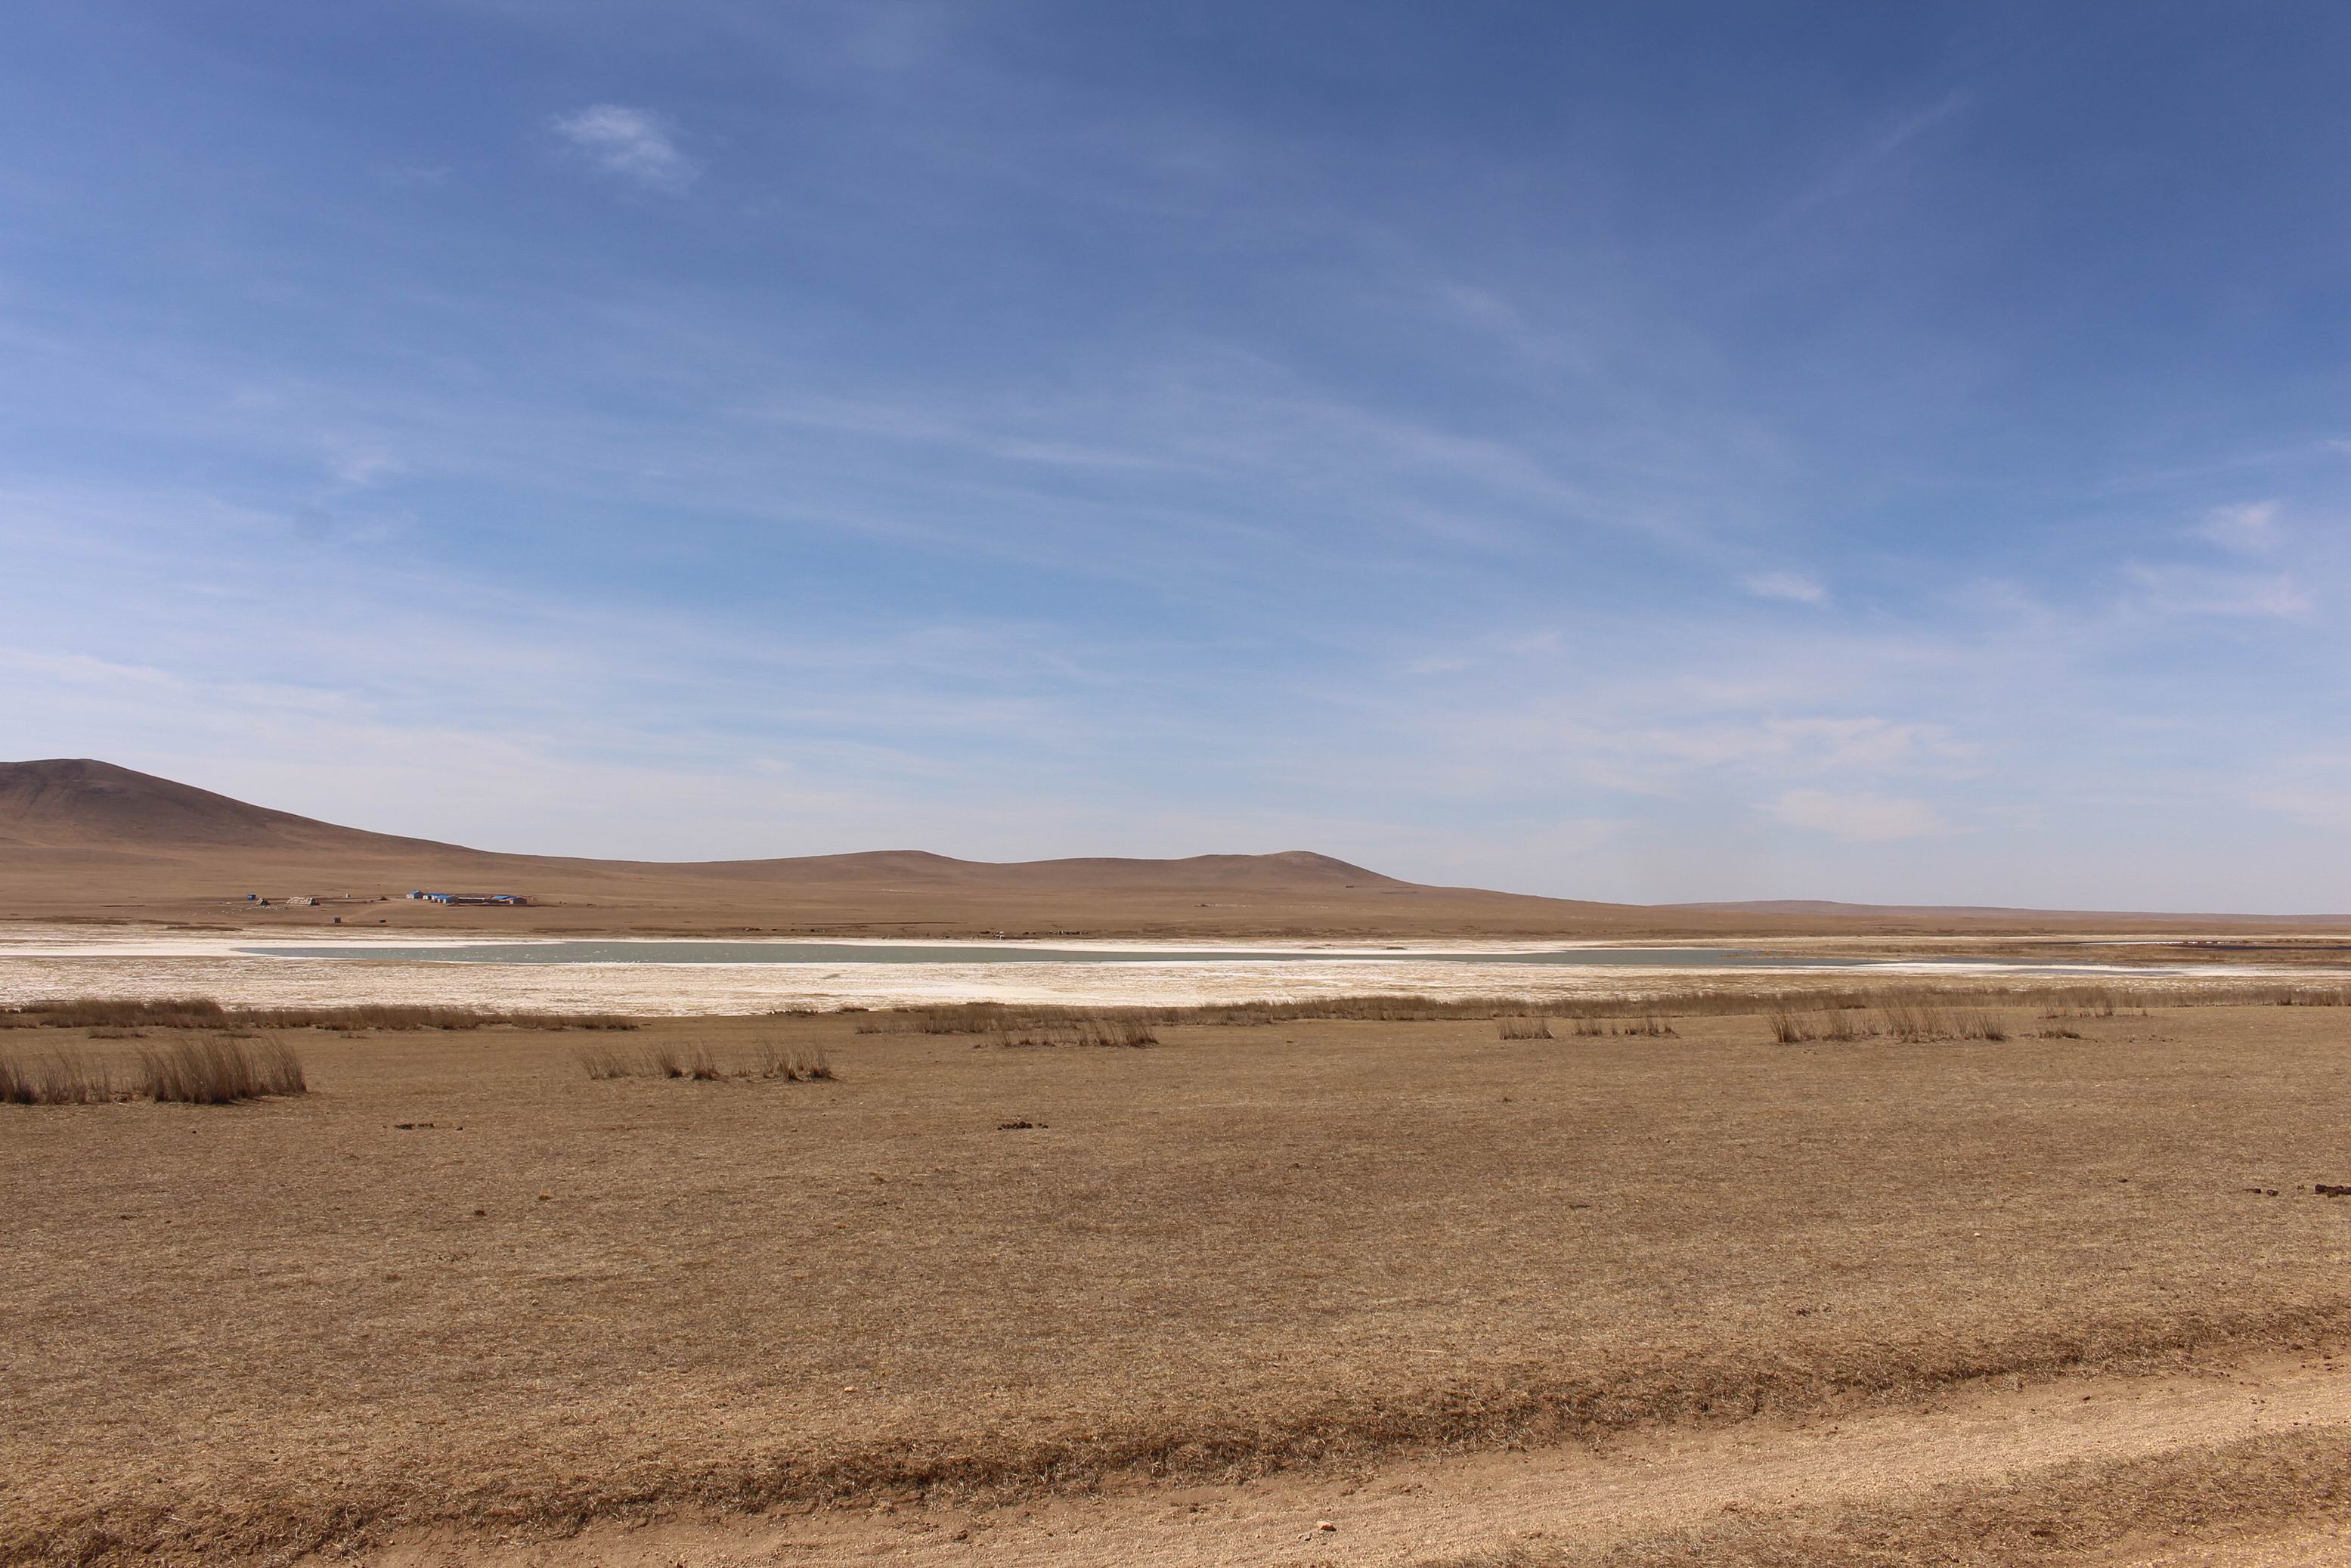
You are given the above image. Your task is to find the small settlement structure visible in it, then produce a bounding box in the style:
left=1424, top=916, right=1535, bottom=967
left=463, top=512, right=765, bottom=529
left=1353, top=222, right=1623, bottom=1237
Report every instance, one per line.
left=405, top=891, right=531, bottom=906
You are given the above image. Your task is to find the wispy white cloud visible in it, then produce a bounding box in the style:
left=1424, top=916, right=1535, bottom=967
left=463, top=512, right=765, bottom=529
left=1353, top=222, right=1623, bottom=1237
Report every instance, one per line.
left=1744, top=569, right=1827, bottom=605
left=2247, top=749, right=2351, bottom=832
left=550, top=104, right=698, bottom=192
left=2251, top=782, right=2351, bottom=830
left=1765, top=788, right=1953, bottom=842
left=2194, top=500, right=2280, bottom=553
left=1770, top=90, right=1968, bottom=225
left=325, top=445, right=400, bottom=488
left=2122, top=562, right=2311, bottom=620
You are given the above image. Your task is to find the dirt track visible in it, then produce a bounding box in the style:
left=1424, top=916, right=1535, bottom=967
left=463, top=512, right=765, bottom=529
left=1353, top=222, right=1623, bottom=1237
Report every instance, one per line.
left=333, top=1351, right=2351, bottom=1566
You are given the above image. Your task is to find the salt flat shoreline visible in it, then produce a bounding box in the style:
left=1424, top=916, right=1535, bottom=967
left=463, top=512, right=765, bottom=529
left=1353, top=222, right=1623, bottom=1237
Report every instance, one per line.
left=0, top=922, right=2331, bottom=1015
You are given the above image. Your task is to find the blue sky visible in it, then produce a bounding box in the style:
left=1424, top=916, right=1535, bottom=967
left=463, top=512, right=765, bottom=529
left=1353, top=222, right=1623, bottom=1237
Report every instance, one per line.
left=5, top=2, right=2348, bottom=909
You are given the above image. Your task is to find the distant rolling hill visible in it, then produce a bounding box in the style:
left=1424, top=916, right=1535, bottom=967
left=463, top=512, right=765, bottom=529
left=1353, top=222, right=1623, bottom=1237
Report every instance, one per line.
left=0, top=757, right=457, bottom=854
left=0, top=759, right=1649, bottom=936
left=0, top=759, right=2331, bottom=937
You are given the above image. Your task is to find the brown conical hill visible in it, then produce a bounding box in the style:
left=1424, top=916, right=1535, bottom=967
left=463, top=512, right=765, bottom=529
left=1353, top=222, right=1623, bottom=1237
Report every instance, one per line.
left=0, top=759, right=466, bottom=854
left=0, top=758, right=1640, bottom=935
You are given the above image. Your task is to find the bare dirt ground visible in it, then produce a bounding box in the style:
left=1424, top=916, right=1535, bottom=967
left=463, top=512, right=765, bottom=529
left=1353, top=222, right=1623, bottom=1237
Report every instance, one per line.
left=6, top=999, right=2350, bottom=1564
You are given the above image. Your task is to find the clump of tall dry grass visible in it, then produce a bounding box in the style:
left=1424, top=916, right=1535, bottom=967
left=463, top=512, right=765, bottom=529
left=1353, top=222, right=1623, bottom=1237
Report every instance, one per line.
left=1877, top=996, right=1955, bottom=1040
left=989, top=1013, right=1158, bottom=1049
left=845, top=980, right=2345, bottom=1041
left=3, top=997, right=637, bottom=1032
left=2267, top=986, right=2351, bottom=1006
left=861, top=1003, right=1160, bottom=1042
left=1497, top=1017, right=1554, bottom=1040
left=136, top=1037, right=308, bottom=1103
left=0, top=1047, right=123, bottom=1105
left=1555, top=1015, right=1676, bottom=1039
left=1771, top=1007, right=1878, bottom=1043
left=4, top=1038, right=305, bottom=1105
left=578, top=1041, right=836, bottom=1083
left=577, top=1046, right=636, bottom=1080
left=1772, top=997, right=2016, bottom=1044
left=753, top=1042, right=835, bottom=1081
left=2037, top=987, right=2160, bottom=1020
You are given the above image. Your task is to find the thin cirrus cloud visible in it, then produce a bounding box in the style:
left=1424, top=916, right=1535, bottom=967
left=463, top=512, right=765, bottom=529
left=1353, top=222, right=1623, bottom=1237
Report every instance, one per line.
left=2193, top=500, right=2280, bottom=554
left=1743, top=571, right=1828, bottom=606
left=9, top=5, right=2351, bottom=910
left=1766, top=789, right=1954, bottom=843
left=550, top=104, right=698, bottom=191
left=2121, top=562, right=2312, bottom=620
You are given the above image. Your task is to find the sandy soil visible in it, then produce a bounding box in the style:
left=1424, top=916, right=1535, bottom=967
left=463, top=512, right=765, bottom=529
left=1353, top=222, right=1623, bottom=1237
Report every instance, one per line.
left=7, top=1000, right=2351, bottom=1564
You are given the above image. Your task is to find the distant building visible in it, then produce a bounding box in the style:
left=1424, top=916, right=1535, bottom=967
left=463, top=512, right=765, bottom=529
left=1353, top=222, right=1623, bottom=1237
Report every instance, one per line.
left=412, top=891, right=530, bottom=906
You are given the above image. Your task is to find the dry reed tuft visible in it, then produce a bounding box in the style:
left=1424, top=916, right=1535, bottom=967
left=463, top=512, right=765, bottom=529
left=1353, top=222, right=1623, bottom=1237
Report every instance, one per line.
left=2, top=997, right=637, bottom=1032
left=581, top=1041, right=837, bottom=1083
left=754, top=1042, right=835, bottom=1081
left=576, top=1046, right=636, bottom=1080
left=1497, top=1017, right=1554, bottom=1040
left=843, top=980, right=2337, bottom=1041
left=988, top=1013, right=1158, bottom=1049
left=1773, top=1001, right=2020, bottom=1045
left=0, top=1046, right=122, bottom=1105
left=1959, top=1010, right=2009, bottom=1042
left=134, top=1036, right=307, bottom=1104
left=1876, top=996, right=1953, bottom=1040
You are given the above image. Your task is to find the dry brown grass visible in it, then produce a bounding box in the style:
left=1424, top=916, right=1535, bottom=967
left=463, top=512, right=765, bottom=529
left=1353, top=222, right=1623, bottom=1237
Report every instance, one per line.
left=1, top=997, right=637, bottom=1031
left=2, top=1038, right=306, bottom=1105
left=135, top=1036, right=307, bottom=1103
left=578, top=1040, right=838, bottom=1082
left=987, top=1014, right=1157, bottom=1049
left=752, top=1041, right=835, bottom=1081
left=575, top=1045, right=635, bottom=1080
left=1442, top=1427, right=2351, bottom=1567
left=0, top=1046, right=122, bottom=1105
left=844, top=981, right=2330, bottom=1038
left=1497, top=1017, right=1554, bottom=1040
left=7, top=1003, right=2350, bottom=1564
left=1771, top=1002, right=2015, bottom=1044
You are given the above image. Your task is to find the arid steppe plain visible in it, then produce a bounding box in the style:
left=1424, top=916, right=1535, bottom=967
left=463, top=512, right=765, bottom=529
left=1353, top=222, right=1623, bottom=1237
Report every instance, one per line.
left=7, top=761, right=2351, bottom=1565
left=8, top=991, right=2351, bottom=1566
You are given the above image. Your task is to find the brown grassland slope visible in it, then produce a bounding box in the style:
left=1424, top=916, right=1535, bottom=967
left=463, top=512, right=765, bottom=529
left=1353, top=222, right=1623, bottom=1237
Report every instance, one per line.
left=4, top=996, right=2350, bottom=1563
left=0, top=758, right=1646, bottom=936
left=8, top=758, right=2346, bottom=941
